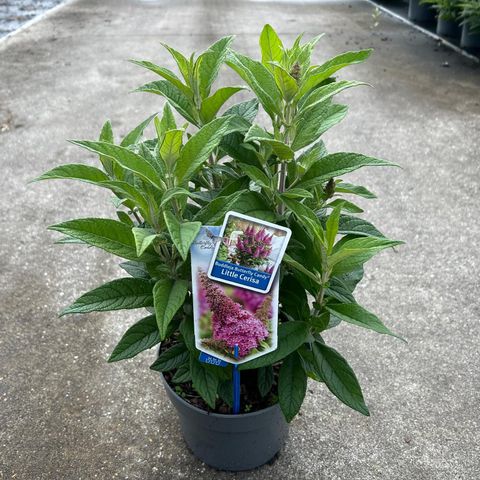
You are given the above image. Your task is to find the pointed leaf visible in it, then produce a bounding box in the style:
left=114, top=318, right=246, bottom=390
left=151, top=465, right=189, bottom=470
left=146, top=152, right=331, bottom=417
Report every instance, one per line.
left=326, top=205, right=341, bottom=254
left=129, top=60, right=192, bottom=97
left=175, top=115, right=245, bottom=183
left=279, top=352, right=307, bottom=422
left=163, top=211, right=201, bottom=261
left=160, top=128, right=184, bottom=165
left=257, top=365, right=274, bottom=397
left=70, top=140, right=164, bottom=190
left=260, top=24, right=284, bottom=70
left=49, top=218, right=155, bottom=261
left=153, top=279, right=188, bottom=339
left=326, top=303, right=404, bottom=340
left=108, top=315, right=160, bottom=362
left=190, top=355, right=219, bottom=409
left=161, top=43, right=190, bottom=82
left=120, top=113, right=157, bottom=147
left=312, top=341, right=369, bottom=415
left=200, top=86, right=245, bottom=123
left=292, top=103, right=348, bottom=151
left=150, top=343, right=189, bottom=372
left=60, top=278, right=154, bottom=316
left=226, top=50, right=282, bottom=119
left=335, top=182, right=376, bottom=199
left=32, top=164, right=110, bottom=185
left=196, top=36, right=234, bottom=99
left=296, top=49, right=373, bottom=100
left=223, top=98, right=259, bottom=122
left=132, top=227, right=159, bottom=257
left=136, top=80, right=198, bottom=125
left=298, top=153, right=399, bottom=189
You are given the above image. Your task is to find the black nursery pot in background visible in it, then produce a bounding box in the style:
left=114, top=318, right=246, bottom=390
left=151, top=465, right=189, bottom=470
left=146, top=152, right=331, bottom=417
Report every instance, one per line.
left=162, top=376, right=289, bottom=471
left=436, top=18, right=462, bottom=38
left=461, top=23, right=480, bottom=51
left=408, top=0, right=436, bottom=23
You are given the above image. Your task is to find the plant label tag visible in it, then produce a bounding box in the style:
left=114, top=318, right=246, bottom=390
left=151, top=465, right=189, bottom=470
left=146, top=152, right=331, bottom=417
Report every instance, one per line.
left=191, top=226, right=278, bottom=365
left=198, top=352, right=228, bottom=367
left=206, top=211, right=291, bottom=294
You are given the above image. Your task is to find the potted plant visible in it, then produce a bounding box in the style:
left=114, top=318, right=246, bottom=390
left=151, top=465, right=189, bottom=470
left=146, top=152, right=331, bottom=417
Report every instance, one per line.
left=33, top=25, right=404, bottom=471
left=423, top=0, right=463, bottom=37
left=460, top=0, right=480, bottom=49
left=409, top=0, right=437, bottom=23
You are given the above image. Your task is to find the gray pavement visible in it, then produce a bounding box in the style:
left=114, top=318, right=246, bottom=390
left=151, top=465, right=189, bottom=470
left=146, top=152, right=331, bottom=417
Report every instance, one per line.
left=1, top=0, right=479, bottom=478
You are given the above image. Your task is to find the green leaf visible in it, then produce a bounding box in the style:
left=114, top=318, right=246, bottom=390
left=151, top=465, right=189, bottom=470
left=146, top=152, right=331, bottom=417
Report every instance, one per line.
left=239, top=321, right=310, bottom=370
left=190, top=355, right=219, bottom=409
left=296, top=49, right=373, bottom=100
left=153, top=279, right=188, bottom=340
left=238, top=163, right=271, bottom=188
left=279, top=352, right=307, bottom=422
left=272, top=63, right=298, bottom=102
left=132, top=227, right=159, bottom=257
left=160, top=187, right=190, bottom=207
left=98, top=120, right=115, bottom=176
left=129, top=60, right=192, bottom=97
left=108, top=315, right=160, bottom=362
left=329, top=237, right=403, bottom=275
left=172, top=362, right=192, bottom=383
left=32, top=164, right=110, bottom=185
left=257, top=365, right=274, bottom=397
left=325, top=303, right=404, bottom=340
left=223, top=98, right=259, bottom=122
left=244, top=124, right=294, bottom=160
left=120, top=113, right=157, bottom=147
left=120, top=261, right=150, bottom=279
left=49, top=218, right=154, bottom=261
left=298, top=153, right=399, bottom=189
left=175, top=116, right=245, bottom=183
left=280, top=275, right=311, bottom=321
left=326, top=205, right=341, bottom=254
left=283, top=254, right=321, bottom=285
left=226, top=50, right=282, bottom=119
left=335, top=182, right=376, bottom=199
left=69, top=140, right=164, bottom=190
left=99, top=180, right=152, bottom=217
left=196, top=36, right=234, bottom=99
left=136, top=80, right=198, bottom=125
left=159, top=128, right=184, bottom=166
left=327, top=199, right=363, bottom=214
left=292, top=103, right=348, bottom=151
left=161, top=43, right=190, bottom=82
left=338, top=215, right=385, bottom=238
left=180, top=317, right=195, bottom=351
left=282, top=188, right=313, bottom=199
left=299, top=80, right=369, bottom=112
left=298, top=141, right=328, bottom=172
left=200, top=86, right=245, bottom=123
left=310, top=312, right=330, bottom=332
left=312, top=341, right=369, bottom=416
left=193, top=190, right=244, bottom=224
left=163, top=211, right=201, bottom=261
left=60, top=278, right=154, bottom=316
left=259, top=24, right=284, bottom=70
left=150, top=343, right=189, bottom=372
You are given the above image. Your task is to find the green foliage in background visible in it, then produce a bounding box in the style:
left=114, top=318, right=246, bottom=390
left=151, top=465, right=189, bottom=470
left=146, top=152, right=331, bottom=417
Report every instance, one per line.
left=34, top=25, right=404, bottom=422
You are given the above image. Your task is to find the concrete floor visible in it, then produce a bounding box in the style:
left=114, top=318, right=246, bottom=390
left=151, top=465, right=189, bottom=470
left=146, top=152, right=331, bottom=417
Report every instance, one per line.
left=1, top=0, right=479, bottom=478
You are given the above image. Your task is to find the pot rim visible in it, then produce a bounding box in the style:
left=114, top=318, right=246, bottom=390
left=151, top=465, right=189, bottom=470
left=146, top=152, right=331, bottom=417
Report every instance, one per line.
left=161, top=373, right=281, bottom=420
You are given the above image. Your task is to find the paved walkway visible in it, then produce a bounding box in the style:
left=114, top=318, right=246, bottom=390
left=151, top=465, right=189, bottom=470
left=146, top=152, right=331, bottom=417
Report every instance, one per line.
left=1, top=0, right=479, bottom=478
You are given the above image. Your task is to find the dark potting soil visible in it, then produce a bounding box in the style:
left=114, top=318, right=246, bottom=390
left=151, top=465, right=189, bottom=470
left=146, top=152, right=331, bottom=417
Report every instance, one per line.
left=161, top=342, right=279, bottom=414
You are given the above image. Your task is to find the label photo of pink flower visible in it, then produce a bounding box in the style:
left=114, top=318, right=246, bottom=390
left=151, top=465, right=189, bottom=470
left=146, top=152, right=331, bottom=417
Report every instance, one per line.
left=191, top=226, right=279, bottom=365
left=207, top=211, right=291, bottom=294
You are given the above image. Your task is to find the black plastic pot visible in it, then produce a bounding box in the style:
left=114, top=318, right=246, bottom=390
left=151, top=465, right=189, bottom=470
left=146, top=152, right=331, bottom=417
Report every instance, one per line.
left=408, top=0, right=436, bottom=23
left=162, top=375, right=289, bottom=471
left=436, top=18, right=462, bottom=39
left=461, top=23, right=480, bottom=51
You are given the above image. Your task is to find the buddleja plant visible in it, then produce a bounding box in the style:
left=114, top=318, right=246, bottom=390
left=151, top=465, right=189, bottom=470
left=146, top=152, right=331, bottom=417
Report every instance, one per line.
left=34, top=25, right=404, bottom=422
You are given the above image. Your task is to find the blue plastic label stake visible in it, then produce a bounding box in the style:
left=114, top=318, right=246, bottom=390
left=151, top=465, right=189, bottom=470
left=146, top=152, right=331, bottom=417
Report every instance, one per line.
left=233, top=344, right=240, bottom=414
